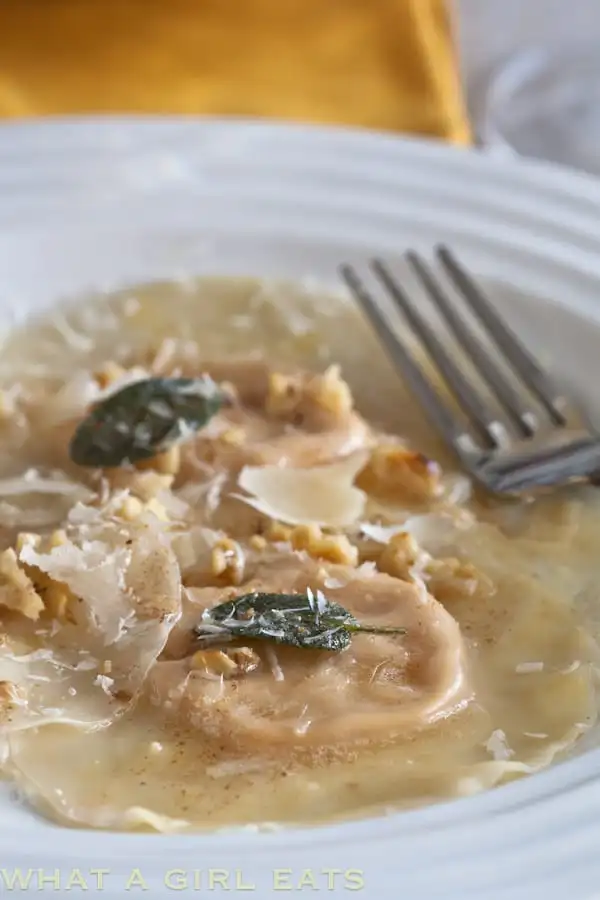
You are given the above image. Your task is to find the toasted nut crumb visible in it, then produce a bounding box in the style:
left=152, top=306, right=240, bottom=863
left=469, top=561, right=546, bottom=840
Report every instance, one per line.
left=265, top=521, right=358, bottom=565
left=48, top=529, right=68, bottom=549
left=310, top=533, right=358, bottom=565
left=116, top=496, right=145, bottom=521
left=0, top=680, right=26, bottom=718
left=115, top=493, right=170, bottom=523
left=426, top=557, right=495, bottom=603
left=24, top=563, right=79, bottom=624
left=290, top=523, right=322, bottom=551
left=266, top=521, right=292, bottom=543
left=265, top=366, right=354, bottom=429
left=12, top=537, right=78, bottom=624
left=266, top=372, right=301, bottom=417
left=190, top=647, right=260, bottom=678
left=135, top=445, right=181, bottom=476
left=94, top=361, right=126, bottom=389
left=378, top=532, right=421, bottom=581
left=106, top=470, right=174, bottom=502
left=0, top=548, right=44, bottom=620
left=220, top=427, right=246, bottom=446
left=43, top=584, right=75, bottom=622
left=210, top=537, right=244, bottom=585
left=145, top=498, right=169, bottom=522
left=290, top=524, right=358, bottom=565
left=357, top=445, right=442, bottom=501
left=249, top=534, right=268, bottom=551
left=306, top=365, right=353, bottom=420
left=16, top=533, right=40, bottom=553
left=190, top=649, right=238, bottom=675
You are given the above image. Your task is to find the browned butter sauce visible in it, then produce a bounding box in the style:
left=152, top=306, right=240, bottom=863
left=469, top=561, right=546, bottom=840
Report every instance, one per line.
left=0, top=277, right=598, bottom=833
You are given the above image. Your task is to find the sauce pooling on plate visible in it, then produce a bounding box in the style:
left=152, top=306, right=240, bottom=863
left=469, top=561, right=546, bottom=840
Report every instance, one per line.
left=0, top=277, right=597, bottom=832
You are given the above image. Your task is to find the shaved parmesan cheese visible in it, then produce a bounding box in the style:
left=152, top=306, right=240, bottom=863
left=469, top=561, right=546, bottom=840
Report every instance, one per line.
left=264, top=645, right=284, bottom=682
left=0, top=476, right=94, bottom=501
left=515, top=662, right=544, bottom=674
left=442, top=473, right=472, bottom=505
left=456, top=760, right=533, bottom=795
left=484, top=729, right=514, bottom=761
left=359, top=522, right=408, bottom=544
left=155, top=489, right=189, bottom=521
left=6, top=510, right=183, bottom=731
left=235, top=451, right=369, bottom=527
left=171, top=527, right=222, bottom=571
left=20, top=540, right=133, bottom=644
left=0, top=639, right=120, bottom=730
left=360, top=513, right=469, bottom=550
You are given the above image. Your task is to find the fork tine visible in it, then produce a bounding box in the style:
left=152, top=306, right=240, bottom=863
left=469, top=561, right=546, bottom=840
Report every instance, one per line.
left=370, top=258, right=508, bottom=449
left=338, top=264, right=469, bottom=452
left=436, top=245, right=568, bottom=425
left=406, top=250, right=537, bottom=437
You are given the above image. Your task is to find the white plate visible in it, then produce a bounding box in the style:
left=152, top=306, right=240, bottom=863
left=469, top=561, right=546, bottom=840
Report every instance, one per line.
left=2, top=116, right=600, bottom=899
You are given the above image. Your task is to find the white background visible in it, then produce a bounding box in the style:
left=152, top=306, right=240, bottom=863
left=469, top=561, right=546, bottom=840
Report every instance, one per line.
left=456, top=0, right=598, bottom=118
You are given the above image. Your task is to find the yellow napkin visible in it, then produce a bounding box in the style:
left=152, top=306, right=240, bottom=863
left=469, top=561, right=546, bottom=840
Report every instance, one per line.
left=0, top=0, right=470, bottom=144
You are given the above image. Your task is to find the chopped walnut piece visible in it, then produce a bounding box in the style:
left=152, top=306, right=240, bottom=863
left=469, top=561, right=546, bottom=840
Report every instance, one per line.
left=145, top=498, right=170, bottom=522
left=25, top=566, right=78, bottom=624
left=266, top=372, right=302, bottom=418
left=93, top=360, right=127, bottom=389
left=210, top=538, right=245, bottom=586
left=377, top=531, right=495, bottom=601
left=269, top=523, right=359, bottom=565
left=0, top=680, right=26, bottom=720
left=292, top=524, right=358, bottom=565
left=220, top=427, right=246, bottom=446
left=266, top=521, right=293, bottom=543
left=107, top=470, right=174, bottom=503
left=14, top=533, right=78, bottom=623
left=15, top=532, right=40, bottom=554
left=266, top=365, right=354, bottom=429
left=377, top=532, right=420, bottom=582
left=48, top=529, right=68, bottom=549
left=43, top=583, right=75, bottom=622
left=189, top=647, right=260, bottom=678
left=289, top=523, right=322, bottom=550
left=357, top=445, right=442, bottom=501
left=135, top=445, right=181, bottom=476
left=116, top=496, right=145, bottom=521
left=115, top=495, right=169, bottom=523
left=0, top=548, right=44, bottom=620
left=426, top=557, right=495, bottom=604
left=305, top=365, right=353, bottom=421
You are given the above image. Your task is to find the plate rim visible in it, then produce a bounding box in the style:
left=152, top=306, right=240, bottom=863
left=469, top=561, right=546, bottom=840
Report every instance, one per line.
left=1, top=114, right=600, bottom=898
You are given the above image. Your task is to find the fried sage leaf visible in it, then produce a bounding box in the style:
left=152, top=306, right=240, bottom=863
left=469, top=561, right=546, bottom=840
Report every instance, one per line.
left=193, top=590, right=406, bottom=652
left=69, top=376, right=225, bottom=467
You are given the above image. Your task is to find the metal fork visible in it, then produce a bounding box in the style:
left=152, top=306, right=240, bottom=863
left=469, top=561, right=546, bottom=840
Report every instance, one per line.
left=340, top=246, right=600, bottom=495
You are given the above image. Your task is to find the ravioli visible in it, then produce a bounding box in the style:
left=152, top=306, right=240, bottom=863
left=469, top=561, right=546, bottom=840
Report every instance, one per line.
left=0, top=276, right=596, bottom=833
